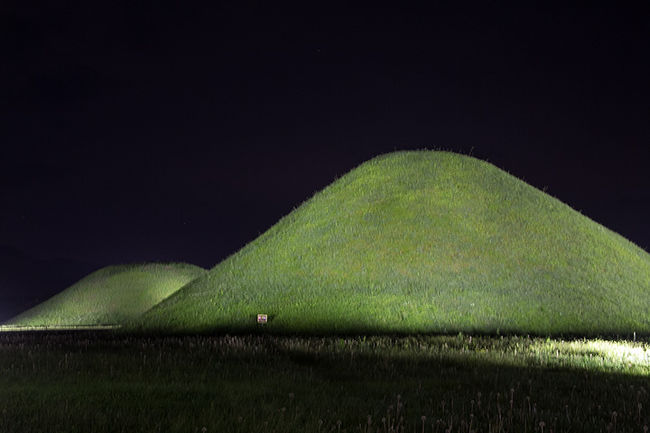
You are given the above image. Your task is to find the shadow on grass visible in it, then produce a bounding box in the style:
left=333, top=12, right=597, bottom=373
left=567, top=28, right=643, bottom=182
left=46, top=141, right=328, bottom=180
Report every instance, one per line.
left=1, top=330, right=648, bottom=432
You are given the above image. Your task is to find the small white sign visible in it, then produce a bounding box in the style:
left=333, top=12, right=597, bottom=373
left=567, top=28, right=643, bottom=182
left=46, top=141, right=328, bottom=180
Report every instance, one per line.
left=257, top=314, right=268, bottom=324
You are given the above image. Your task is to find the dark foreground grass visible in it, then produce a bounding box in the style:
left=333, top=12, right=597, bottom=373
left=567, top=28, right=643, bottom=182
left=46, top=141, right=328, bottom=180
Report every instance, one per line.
left=1, top=332, right=648, bottom=433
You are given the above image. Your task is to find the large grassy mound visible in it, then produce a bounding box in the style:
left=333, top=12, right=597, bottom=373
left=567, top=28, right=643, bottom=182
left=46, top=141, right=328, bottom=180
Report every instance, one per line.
left=6, top=263, right=205, bottom=326
left=138, top=151, right=650, bottom=335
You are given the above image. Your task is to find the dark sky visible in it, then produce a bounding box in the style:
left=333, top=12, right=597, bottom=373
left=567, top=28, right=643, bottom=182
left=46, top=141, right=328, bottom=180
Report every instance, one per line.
left=1, top=3, right=649, bottom=319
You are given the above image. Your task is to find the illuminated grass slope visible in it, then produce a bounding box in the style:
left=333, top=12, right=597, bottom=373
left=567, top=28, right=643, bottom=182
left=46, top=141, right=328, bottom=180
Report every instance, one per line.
left=138, top=151, right=650, bottom=335
left=6, top=263, right=205, bottom=326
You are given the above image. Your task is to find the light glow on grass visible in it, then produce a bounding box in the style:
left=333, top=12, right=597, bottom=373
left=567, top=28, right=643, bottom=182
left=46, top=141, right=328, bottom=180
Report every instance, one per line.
left=528, top=338, right=650, bottom=375
left=568, top=340, right=650, bottom=366
left=0, top=324, right=121, bottom=331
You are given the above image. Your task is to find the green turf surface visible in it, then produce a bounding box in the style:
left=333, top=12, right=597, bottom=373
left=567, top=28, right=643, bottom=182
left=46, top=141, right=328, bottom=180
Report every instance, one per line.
left=136, top=151, right=650, bottom=334
left=0, top=332, right=648, bottom=433
left=5, top=263, right=205, bottom=326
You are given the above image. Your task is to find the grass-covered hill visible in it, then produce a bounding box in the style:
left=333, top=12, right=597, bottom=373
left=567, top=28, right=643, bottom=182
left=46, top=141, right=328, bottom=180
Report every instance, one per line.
left=137, top=151, right=650, bottom=335
left=5, top=263, right=205, bottom=326
left=0, top=245, right=97, bottom=323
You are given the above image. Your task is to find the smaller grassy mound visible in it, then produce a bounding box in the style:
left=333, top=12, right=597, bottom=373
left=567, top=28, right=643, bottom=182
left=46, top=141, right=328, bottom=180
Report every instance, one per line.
left=4, top=263, right=205, bottom=326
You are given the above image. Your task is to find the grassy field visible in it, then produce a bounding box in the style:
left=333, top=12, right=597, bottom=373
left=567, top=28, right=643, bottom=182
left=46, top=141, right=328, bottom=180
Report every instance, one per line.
left=137, top=151, right=650, bottom=335
left=3, top=151, right=648, bottom=431
left=0, top=331, right=648, bottom=433
left=5, top=263, right=205, bottom=326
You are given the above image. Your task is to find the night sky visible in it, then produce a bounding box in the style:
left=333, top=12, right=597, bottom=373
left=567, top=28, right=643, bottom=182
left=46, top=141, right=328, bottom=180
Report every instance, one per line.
left=1, top=3, right=649, bottom=321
